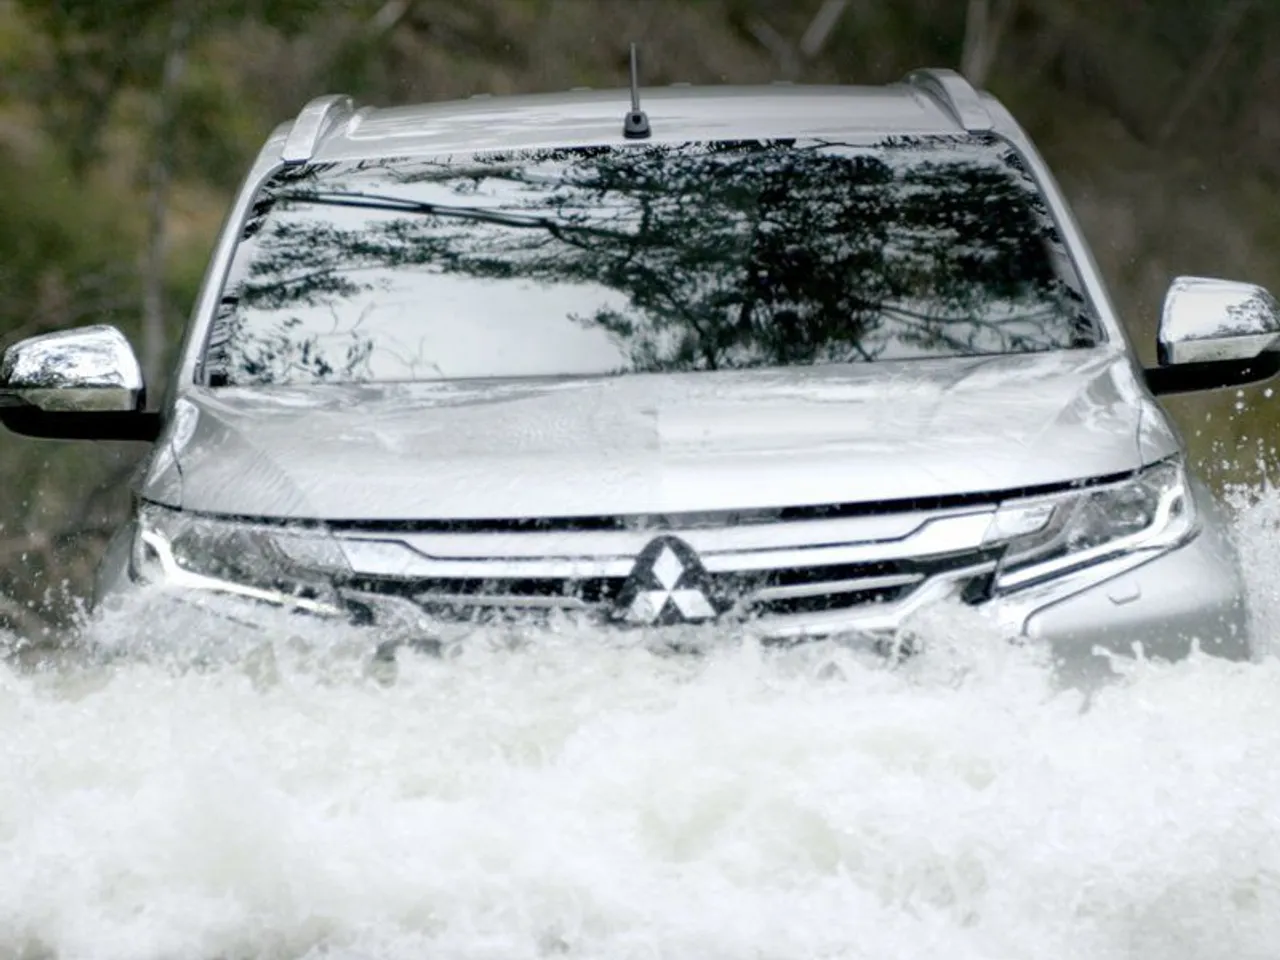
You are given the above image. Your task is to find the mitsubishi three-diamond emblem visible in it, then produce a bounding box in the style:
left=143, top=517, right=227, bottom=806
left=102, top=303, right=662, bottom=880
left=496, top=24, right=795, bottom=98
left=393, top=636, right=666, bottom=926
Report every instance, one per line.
left=614, top=535, right=726, bottom=625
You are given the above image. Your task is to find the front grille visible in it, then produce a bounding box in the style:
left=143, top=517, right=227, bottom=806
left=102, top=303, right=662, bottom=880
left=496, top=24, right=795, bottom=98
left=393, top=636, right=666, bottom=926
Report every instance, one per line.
left=329, top=503, right=1008, bottom=635
left=342, top=546, right=1000, bottom=626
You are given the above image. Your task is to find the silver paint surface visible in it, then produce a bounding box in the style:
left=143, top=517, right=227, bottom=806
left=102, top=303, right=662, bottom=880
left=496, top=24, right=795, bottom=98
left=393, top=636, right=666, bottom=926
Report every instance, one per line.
left=158, top=350, right=1168, bottom=521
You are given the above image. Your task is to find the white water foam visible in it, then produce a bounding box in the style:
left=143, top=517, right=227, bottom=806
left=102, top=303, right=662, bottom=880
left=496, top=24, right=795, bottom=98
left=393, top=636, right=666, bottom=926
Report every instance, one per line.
left=4, top=495, right=1280, bottom=959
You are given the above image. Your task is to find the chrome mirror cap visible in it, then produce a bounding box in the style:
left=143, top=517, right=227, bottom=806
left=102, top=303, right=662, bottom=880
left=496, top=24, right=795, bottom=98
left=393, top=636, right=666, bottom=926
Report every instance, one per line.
left=1158, top=276, right=1280, bottom=365
left=0, top=325, right=145, bottom=413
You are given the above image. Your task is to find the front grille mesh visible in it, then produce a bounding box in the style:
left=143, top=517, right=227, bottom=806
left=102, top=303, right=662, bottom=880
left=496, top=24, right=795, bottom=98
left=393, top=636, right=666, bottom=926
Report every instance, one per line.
left=349, top=574, right=626, bottom=620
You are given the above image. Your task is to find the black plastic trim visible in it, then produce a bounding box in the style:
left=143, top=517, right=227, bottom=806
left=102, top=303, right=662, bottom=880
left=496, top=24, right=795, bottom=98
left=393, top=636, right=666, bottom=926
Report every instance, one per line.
left=1144, top=351, right=1280, bottom=396
left=0, top=408, right=162, bottom=442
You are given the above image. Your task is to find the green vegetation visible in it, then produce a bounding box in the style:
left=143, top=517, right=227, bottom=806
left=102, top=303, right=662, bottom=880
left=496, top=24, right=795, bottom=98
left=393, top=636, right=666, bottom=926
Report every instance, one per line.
left=1, top=0, right=1278, bottom=633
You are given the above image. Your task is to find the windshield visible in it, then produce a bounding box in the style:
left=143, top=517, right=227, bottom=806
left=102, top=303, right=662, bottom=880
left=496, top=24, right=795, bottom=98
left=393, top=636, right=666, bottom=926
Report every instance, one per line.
left=202, top=135, right=1102, bottom=387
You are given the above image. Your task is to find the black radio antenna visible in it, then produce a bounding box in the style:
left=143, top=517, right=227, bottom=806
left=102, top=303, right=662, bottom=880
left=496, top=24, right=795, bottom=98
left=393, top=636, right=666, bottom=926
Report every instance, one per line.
left=623, top=42, right=651, bottom=139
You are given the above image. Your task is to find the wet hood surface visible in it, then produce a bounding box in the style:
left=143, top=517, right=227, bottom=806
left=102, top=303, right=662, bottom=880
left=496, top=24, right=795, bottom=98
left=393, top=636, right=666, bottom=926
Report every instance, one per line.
left=151, top=349, right=1170, bottom=521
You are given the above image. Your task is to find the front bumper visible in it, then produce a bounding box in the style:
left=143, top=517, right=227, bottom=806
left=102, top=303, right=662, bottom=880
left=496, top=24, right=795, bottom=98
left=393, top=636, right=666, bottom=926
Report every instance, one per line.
left=746, top=524, right=1249, bottom=681
left=1017, top=522, right=1251, bottom=680
left=96, top=474, right=1251, bottom=679
left=103, top=525, right=1250, bottom=685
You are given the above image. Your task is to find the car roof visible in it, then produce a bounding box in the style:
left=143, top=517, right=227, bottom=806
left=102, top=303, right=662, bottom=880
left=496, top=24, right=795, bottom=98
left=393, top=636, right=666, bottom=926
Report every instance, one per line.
left=288, top=79, right=1005, bottom=163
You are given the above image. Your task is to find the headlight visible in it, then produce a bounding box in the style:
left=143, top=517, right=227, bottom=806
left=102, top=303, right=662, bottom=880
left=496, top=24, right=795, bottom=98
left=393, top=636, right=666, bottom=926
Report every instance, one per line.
left=986, top=459, right=1197, bottom=593
left=130, top=504, right=351, bottom=616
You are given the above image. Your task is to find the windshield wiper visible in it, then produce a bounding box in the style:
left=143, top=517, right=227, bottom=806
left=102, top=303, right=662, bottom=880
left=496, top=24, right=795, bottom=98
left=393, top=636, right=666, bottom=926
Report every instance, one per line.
left=271, top=190, right=586, bottom=235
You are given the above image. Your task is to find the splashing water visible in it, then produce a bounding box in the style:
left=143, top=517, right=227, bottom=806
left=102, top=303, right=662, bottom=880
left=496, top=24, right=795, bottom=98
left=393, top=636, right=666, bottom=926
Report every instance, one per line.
left=5, top=496, right=1280, bottom=959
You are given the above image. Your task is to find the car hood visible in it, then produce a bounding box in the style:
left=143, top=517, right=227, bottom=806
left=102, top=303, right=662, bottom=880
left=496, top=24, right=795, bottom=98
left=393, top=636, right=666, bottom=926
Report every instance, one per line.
left=147, top=350, right=1174, bottom=521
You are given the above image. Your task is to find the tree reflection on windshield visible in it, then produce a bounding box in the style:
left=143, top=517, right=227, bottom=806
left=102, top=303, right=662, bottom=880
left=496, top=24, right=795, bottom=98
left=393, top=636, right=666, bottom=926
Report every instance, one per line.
left=203, top=135, right=1100, bottom=387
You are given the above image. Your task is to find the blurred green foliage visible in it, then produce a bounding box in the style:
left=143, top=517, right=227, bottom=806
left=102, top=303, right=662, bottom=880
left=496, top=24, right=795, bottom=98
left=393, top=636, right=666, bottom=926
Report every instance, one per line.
left=1, top=0, right=1279, bottom=633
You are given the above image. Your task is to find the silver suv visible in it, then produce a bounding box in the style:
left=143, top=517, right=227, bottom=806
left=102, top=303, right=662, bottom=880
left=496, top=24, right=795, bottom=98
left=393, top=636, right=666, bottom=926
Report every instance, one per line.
left=3, top=69, right=1278, bottom=674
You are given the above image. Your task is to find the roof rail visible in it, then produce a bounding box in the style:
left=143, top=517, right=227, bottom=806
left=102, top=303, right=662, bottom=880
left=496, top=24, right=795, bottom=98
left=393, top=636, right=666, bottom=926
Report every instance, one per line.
left=281, top=94, right=356, bottom=164
left=903, top=68, right=993, bottom=133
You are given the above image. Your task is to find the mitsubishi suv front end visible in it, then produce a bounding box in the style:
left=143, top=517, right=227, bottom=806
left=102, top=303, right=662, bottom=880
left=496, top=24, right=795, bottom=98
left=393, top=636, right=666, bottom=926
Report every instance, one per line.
left=2, top=69, right=1277, bottom=677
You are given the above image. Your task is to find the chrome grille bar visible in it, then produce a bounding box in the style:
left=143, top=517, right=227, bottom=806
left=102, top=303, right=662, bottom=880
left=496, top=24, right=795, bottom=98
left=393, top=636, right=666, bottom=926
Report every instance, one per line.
left=337, top=510, right=997, bottom=579
left=750, top=572, right=924, bottom=603
left=414, top=592, right=592, bottom=610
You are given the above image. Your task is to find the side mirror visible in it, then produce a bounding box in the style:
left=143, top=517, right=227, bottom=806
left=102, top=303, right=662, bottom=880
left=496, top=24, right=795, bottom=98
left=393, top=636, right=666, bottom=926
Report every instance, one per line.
left=1, top=325, right=144, bottom=411
left=0, top=326, right=161, bottom=441
left=1145, top=276, right=1280, bottom=396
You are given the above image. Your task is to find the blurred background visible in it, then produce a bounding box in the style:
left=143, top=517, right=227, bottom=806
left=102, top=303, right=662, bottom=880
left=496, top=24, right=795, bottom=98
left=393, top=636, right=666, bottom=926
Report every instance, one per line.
left=0, top=0, right=1277, bottom=637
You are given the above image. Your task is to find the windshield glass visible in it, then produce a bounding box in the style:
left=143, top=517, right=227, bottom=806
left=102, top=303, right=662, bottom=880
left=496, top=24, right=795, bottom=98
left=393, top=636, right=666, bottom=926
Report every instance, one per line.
left=203, top=135, right=1102, bottom=386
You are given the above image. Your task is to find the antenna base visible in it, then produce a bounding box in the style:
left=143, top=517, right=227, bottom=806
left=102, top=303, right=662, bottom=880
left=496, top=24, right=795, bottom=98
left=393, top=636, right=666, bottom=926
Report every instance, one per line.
left=623, top=110, right=651, bottom=139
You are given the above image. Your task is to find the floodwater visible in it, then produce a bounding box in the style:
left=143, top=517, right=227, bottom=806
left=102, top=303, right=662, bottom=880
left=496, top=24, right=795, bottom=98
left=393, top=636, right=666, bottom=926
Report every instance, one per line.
left=4, top=489, right=1280, bottom=959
